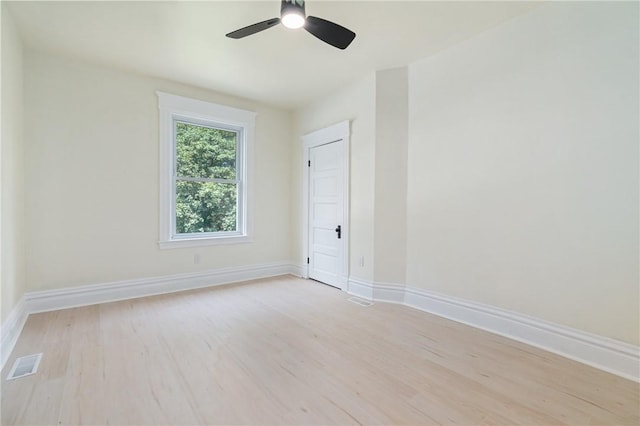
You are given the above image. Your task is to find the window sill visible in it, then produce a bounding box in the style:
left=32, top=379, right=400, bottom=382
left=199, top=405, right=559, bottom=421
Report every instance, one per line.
left=158, top=235, right=253, bottom=249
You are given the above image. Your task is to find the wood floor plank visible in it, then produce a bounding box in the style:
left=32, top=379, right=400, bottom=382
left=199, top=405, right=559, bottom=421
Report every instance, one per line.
left=1, top=276, right=638, bottom=425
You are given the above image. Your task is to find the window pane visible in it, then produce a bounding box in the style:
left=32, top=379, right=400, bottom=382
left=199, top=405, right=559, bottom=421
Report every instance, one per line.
left=176, top=181, right=237, bottom=234
left=176, top=122, right=237, bottom=180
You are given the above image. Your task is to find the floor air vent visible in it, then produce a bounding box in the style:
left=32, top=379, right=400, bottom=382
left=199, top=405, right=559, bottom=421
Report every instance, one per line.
left=347, top=297, right=374, bottom=307
left=6, top=353, right=42, bottom=380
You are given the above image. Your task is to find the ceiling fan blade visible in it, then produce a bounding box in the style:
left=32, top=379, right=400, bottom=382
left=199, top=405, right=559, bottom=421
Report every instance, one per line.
left=226, top=18, right=281, bottom=39
left=304, top=16, right=355, bottom=50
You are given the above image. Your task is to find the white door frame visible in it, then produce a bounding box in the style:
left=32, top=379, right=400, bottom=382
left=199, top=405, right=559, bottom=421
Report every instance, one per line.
left=302, top=120, right=350, bottom=289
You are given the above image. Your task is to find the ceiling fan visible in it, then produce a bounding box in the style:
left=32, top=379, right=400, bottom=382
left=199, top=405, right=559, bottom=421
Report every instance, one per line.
left=226, top=0, right=356, bottom=50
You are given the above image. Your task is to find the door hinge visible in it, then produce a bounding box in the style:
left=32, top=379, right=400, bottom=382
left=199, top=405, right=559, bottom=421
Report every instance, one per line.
left=307, top=257, right=310, bottom=264
left=308, top=160, right=311, bottom=167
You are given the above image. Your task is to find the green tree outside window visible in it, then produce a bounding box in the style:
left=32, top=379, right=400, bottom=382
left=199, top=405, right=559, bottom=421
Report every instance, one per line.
left=175, top=122, right=238, bottom=234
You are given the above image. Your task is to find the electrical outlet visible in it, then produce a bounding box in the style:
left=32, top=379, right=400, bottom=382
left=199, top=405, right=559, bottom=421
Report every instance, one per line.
left=193, top=254, right=200, bottom=264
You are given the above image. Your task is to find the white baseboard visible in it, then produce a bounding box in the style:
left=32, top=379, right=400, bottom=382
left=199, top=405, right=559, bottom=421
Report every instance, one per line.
left=1, top=296, right=28, bottom=370
left=348, top=278, right=405, bottom=303
left=348, top=278, right=639, bottom=382
left=370, top=281, right=406, bottom=304
left=0, top=261, right=297, bottom=367
left=347, top=277, right=374, bottom=300
left=288, top=263, right=307, bottom=278
left=25, top=261, right=297, bottom=314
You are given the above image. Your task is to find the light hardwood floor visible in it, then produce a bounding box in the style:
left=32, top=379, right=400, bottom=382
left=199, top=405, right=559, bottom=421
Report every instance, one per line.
left=1, top=275, right=638, bottom=425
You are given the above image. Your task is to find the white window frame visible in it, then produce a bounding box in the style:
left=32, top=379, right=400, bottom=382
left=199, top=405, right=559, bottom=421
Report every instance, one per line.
left=157, top=91, right=256, bottom=249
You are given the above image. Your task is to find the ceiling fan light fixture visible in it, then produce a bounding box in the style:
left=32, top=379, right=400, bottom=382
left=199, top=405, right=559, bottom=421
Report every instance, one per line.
left=281, top=0, right=306, bottom=29
left=281, top=11, right=305, bottom=29
left=226, top=0, right=356, bottom=50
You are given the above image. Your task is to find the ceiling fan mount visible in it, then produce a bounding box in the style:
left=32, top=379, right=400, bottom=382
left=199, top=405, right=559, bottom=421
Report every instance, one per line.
left=226, top=0, right=356, bottom=50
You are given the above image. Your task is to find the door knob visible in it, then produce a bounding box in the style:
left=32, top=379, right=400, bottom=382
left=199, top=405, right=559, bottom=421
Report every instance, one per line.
left=335, top=225, right=341, bottom=239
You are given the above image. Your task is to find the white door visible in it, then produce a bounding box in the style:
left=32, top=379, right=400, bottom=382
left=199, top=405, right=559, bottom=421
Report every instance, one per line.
left=308, top=140, right=345, bottom=289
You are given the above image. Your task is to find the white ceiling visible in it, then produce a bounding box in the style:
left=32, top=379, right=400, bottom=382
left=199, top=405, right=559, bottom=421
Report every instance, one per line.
left=6, top=1, right=541, bottom=110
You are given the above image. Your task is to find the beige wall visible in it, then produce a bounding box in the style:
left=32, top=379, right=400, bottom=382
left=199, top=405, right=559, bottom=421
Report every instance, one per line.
left=374, top=68, right=408, bottom=285
left=292, top=74, right=376, bottom=282
left=406, top=2, right=639, bottom=344
left=23, top=52, right=293, bottom=292
left=1, top=5, right=27, bottom=324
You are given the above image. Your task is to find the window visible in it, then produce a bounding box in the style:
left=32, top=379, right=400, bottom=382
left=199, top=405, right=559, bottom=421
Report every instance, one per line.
left=157, top=92, right=256, bottom=248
